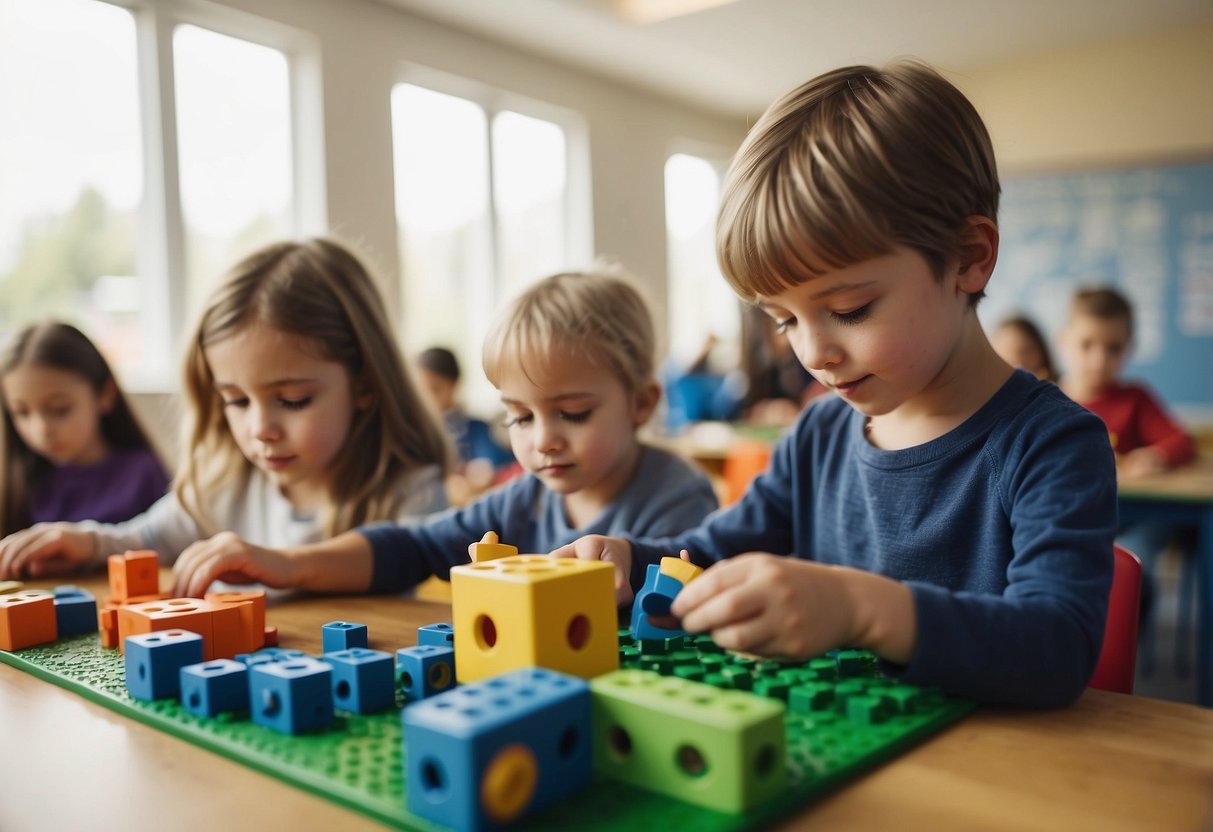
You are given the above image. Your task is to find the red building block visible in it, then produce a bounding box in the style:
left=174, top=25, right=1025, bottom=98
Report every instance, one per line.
left=108, top=550, right=160, bottom=601
left=0, top=591, right=57, bottom=651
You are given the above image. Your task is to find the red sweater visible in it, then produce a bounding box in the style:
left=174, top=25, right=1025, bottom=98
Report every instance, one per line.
left=1078, top=382, right=1196, bottom=467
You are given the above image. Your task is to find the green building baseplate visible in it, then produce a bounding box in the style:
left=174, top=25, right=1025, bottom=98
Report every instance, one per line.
left=1, top=631, right=971, bottom=830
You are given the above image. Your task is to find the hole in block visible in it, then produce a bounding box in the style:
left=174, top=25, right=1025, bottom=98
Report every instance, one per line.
left=420, top=758, right=447, bottom=796
left=755, top=743, right=777, bottom=777
left=428, top=662, right=452, bottom=690
left=476, top=615, right=498, bottom=650
left=567, top=615, right=590, bottom=651
left=336, top=680, right=351, bottom=700
left=261, top=689, right=280, bottom=716
left=558, top=726, right=578, bottom=758
left=677, top=744, right=708, bottom=778
left=607, top=725, right=632, bottom=761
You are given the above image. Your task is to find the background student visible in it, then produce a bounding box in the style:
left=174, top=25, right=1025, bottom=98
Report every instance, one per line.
left=416, top=345, right=516, bottom=503
left=1057, top=286, right=1196, bottom=477
left=1, top=321, right=169, bottom=537
left=555, top=61, right=1117, bottom=708
left=171, top=267, right=719, bottom=598
left=0, top=238, right=448, bottom=580
left=992, top=314, right=1058, bottom=382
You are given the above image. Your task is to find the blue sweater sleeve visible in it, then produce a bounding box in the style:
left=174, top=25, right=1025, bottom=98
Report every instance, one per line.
left=360, top=479, right=536, bottom=593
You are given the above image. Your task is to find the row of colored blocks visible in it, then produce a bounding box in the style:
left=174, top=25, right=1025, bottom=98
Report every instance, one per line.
left=123, top=621, right=461, bottom=733
left=0, top=586, right=99, bottom=651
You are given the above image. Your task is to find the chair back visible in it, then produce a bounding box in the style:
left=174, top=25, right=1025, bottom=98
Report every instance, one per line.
left=1089, top=545, right=1142, bottom=694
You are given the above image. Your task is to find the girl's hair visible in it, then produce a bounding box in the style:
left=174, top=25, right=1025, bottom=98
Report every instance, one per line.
left=997, top=315, right=1058, bottom=381
left=717, top=60, right=1000, bottom=300
left=1, top=321, right=158, bottom=536
left=177, top=238, right=449, bottom=537
left=481, top=267, right=656, bottom=395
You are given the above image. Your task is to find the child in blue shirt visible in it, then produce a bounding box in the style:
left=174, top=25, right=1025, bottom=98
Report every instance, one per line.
left=554, top=62, right=1117, bottom=708
left=172, top=267, right=719, bottom=597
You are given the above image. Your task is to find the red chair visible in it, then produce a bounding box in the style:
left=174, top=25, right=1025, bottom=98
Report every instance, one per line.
left=1088, top=545, right=1142, bottom=694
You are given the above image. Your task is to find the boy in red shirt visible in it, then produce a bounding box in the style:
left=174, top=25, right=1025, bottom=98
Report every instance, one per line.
left=1058, top=287, right=1195, bottom=476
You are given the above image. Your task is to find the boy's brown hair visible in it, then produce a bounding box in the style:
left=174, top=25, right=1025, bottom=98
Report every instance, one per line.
left=717, top=61, right=1000, bottom=300
left=1068, top=287, right=1134, bottom=339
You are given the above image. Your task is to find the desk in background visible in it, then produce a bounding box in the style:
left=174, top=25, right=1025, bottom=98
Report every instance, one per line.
left=1, top=572, right=1211, bottom=831
left=1118, top=454, right=1213, bottom=707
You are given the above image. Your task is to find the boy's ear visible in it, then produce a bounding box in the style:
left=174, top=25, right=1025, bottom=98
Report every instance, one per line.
left=632, top=379, right=661, bottom=426
left=953, top=216, right=999, bottom=295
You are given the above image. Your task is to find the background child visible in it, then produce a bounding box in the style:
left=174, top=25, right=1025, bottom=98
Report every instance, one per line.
left=0, top=238, right=449, bottom=580
left=1058, top=287, right=1196, bottom=477
left=416, top=345, right=516, bottom=503
left=171, top=267, right=719, bottom=598
left=555, top=61, right=1116, bottom=708
left=992, top=314, right=1058, bottom=382
left=1, top=321, right=169, bottom=537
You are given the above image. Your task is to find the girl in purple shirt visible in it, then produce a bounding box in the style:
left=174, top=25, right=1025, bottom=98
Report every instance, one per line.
left=1, top=322, right=169, bottom=536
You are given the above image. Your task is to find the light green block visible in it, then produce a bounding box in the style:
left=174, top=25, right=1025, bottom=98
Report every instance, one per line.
left=590, top=669, right=787, bottom=813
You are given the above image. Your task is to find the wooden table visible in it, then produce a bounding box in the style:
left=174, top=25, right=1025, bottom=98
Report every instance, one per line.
left=1119, top=454, right=1213, bottom=706
left=2, top=573, right=1211, bottom=832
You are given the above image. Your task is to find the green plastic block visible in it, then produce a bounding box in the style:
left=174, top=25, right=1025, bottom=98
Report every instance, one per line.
left=590, top=669, right=788, bottom=813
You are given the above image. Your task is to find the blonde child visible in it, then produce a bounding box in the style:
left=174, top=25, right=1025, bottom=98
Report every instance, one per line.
left=0, top=238, right=449, bottom=580
left=992, top=315, right=1057, bottom=382
left=1, top=322, right=169, bottom=537
left=171, top=268, right=719, bottom=598
left=555, top=62, right=1117, bottom=708
left=1058, top=287, right=1195, bottom=477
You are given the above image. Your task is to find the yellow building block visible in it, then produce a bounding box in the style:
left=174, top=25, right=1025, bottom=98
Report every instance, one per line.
left=450, top=555, right=618, bottom=683
left=659, top=556, right=703, bottom=586
left=0, top=581, right=25, bottom=595
left=469, top=530, right=518, bottom=563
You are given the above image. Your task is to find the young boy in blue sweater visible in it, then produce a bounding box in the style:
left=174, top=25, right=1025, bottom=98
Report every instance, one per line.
left=554, top=61, right=1117, bottom=708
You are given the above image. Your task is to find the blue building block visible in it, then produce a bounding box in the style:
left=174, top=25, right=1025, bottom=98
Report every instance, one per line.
left=124, top=630, right=205, bottom=701
left=328, top=648, right=396, bottom=714
left=180, top=658, right=250, bottom=717
left=52, top=585, right=98, bottom=636
left=322, top=621, right=369, bottom=653
left=418, top=622, right=455, bottom=648
left=396, top=645, right=456, bottom=701
left=403, top=668, right=592, bottom=831
left=631, top=564, right=690, bottom=641
left=249, top=657, right=335, bottom=734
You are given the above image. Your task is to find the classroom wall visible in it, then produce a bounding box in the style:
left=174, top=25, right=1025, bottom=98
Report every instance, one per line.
left=952, top=23, right=1213, bottom=171
left=951, top=23, right=1213, bottom=427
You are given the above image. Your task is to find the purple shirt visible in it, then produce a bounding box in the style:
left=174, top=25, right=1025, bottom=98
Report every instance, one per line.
left=30, top=446, right=170, bottom=526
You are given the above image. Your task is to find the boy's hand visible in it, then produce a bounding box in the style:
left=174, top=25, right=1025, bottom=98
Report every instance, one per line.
left=0, top=523, right=97, bottom=580
left=1118, top=446, right=1166, bottom=479
left=549, top=535, right=634, bottom=605
left=173, top=531, right=297, bottom=598
left=670, top=553, right=916, bottom=663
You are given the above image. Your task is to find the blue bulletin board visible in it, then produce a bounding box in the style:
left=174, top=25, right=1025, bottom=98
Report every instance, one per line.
left=981, top=159, right=1213, bottom=412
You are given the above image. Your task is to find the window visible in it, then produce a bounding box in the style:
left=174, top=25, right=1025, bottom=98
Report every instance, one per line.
left=665, top=153, right=738, bottom=371
left=0, top=0, right=143, bottom=369
left=174, top=24, right=294, bottom=316
left=392, top=82, right=573, bottom=411
left=0, top=2, right=301, bottom=387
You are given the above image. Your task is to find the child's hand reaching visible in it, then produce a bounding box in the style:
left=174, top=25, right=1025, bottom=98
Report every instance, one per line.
left=173, top=532, right=298, bottom=598
left=1118, top=446, right=1167, bottom=479
left=669, top=553, right=916, bottom=664
left=549, top=535, right=634, bottom=605
left=0, top=523, right=97, bottom=580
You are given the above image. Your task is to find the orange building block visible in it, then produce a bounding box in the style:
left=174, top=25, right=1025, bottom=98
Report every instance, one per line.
left=263, top=625, right=279, bottom=647
left=0, top=591, right=57, bottom=651
left=98, top=607, right=119, bottom=648
left=108, top=550, right=160, bottom=601
left=206, top=590, right=267, bottom=653
left=117, top=598, right=216, bottom=658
